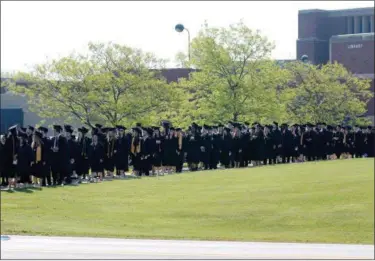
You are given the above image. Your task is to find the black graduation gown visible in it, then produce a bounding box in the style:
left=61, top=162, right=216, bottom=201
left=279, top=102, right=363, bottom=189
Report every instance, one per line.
left=209, top=135, right=220, bottom=169
left=4, top=134, right=19, bottom=178
left=163, top=135, right=178, bottom=167
left=67, top=138, right=78, bottom=173
left=253, top=130, right=265, bottom=161
left=104, top=138, right=116, bottom=172
left=16, top=144, right=33, bottom=179
left=302, top=130, right=315, bottom=158
left=271, top=129, right=282, bottom=158
left=366, top=131, right=375, bottom=157
left=219, top=134, right=232, bottom=167
left=332, top=131, right=344, bottom=156
left=281, top=129, right=294, bottom=158
left=354, top=131, right=365, bottom=156
left=186, top=135, right=201, bottom=164
left=0, top=142, right=5, bottom=178
left=88, top=143, right=104, bottom=173
left=114, top=135, right=130, bottom=171
left=50, top=135, right=69, bottom=174
left=141, top=137, right=154, bottom=174
left=200, top=135, right=212, bottom=168
left=76, top=137, right=90, bottom=175
left=264, top=133, right=274, bottom=160
left=152, top=136, right=163, bottom=167
left=31, top=142, right=48, bottom=179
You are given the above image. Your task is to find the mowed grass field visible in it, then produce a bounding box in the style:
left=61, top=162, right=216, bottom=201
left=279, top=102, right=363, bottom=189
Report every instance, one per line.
left=1, top=159, right=374, bottom=244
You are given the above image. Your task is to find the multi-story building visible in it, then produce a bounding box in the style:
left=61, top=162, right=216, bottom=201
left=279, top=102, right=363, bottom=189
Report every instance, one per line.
left=297, top=7, right=375, bottom=123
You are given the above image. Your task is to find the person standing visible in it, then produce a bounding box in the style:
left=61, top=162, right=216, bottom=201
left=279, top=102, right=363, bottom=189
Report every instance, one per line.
left=88, top=129, right=105, bottom=182
left=76, top=127, right=90, bottom=182
left=16, top=132, right=33, bottom=187
left=114, top=126, right=130, bottom=177
left=2, top=125, right=19, bottom=187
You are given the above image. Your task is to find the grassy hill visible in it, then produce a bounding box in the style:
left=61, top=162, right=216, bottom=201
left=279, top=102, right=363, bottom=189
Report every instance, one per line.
left=1, top=159, right=374, bottom=244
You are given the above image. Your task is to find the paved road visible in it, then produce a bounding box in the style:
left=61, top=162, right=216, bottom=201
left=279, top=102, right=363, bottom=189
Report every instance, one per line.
left=1, top=235, right=373, bottom=259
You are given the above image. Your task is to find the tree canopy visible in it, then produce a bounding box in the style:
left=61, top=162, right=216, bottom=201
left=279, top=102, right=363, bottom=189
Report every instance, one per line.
left=7, top=42, right=177, bottom=127
left=5, top=20, right=373, bottom=128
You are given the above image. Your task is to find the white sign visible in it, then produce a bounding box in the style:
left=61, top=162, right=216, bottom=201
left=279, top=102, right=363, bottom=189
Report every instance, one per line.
left=347, top=44, right=363, bottom=49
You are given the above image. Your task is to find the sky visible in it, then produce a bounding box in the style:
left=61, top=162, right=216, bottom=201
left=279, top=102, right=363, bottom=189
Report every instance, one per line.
left=1, top=1, right=374, bottom=73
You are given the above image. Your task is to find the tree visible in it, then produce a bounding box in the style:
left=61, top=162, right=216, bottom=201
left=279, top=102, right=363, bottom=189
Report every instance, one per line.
left=7, top=42, right=177, bottom=127
left=283, top=61, right=373, bottom=125
left=180, top=20, right=291, bottom=124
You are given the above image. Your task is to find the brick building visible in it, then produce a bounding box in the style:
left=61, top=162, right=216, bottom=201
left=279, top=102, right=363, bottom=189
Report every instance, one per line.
left=297, top=7, right=375, bottom=123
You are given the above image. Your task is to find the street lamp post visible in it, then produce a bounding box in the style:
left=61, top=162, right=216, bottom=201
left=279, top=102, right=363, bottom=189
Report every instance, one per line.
left=175, top=24, right=191, bottom=62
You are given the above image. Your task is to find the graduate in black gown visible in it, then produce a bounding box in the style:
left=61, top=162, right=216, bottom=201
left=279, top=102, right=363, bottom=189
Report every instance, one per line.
left=0, top=134, right=6, bottom=185
left=114, top=125, right=130, bottom=177
left=219, top=127, right=232, bottom=168
left=151, top=127, right=163, bottom=175
left=2, top=125, right=19, bottom=187
left=16, top=132, right=33, bottom=185
left=88, top=128, right=105, bottom=181
left=37, top=126, right=52, bottom=186
left=64, top=125, right=77, bottom=184
left=104, top=128, right=116, bottom=177
left=50, top=125, right=68, bottom=185
left=175, top=128, right=185, bottom=173
left=76, top=127, right=90, bottom=181
left=186, top=126, right=201, bottom=171
left=130, top=127, right=142, bottom=176
left=140, top=128, right=154, bottom=176
left=30, top=131, right=48, bottom=186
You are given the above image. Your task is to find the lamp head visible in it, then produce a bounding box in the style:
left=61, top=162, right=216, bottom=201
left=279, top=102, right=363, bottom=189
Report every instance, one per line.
left=175, top=24, right=185, bottom=33
left=300, top=54, right=309, bottom=63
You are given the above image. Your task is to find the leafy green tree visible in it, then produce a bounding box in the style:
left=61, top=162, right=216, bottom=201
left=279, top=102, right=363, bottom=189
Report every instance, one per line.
left=180, top=20, right=291, bottom=124
left=283, top=61, right=373, bottom=125
left=7, top=42, right=176, bottom=127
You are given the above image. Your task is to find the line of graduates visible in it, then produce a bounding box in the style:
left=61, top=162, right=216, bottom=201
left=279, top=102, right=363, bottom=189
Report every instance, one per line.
left=0, top=120, right=374, bottom=188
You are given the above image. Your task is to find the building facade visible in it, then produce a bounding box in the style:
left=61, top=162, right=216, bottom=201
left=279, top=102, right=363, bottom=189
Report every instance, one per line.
left=297, top=7, right=375, bottom=123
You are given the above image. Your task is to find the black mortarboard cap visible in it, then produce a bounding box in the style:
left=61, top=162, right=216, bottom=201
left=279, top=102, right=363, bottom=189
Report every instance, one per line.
left=34, top=131, right=43, bottom=139
left=53, top=125, right=62, bottom=132
left=18, top=132, right=27, bottom=138
left=64, top=125, right=73, bottom=133
left=170, top=127, right=175, bottom=131
left=38, top=126, right=48, bottom=133
left=79, top=127, right=89, bottom=134
left=161, top=120, right=171, bottom=128
left=27, top=125, right=35, bottom=131
left=116, top=125, right=126, bottom=131
left=8, top=125, right=18, bottom=134
left=95, top=124, right=103, bottom=129
left=132, top=127, right=142, bottom=135
left=273, top=122, right=278, bottom=126
left=20, top=127, right=27, bottom=132
left=91, top=128, right=99, bottom=136
left=176, top=128, right=182, bottom=131
left=136, top=122, right=142, bottom=127
left=244, top=122, right=250, bottom=126
left=145, top=128, right=153, bottom=136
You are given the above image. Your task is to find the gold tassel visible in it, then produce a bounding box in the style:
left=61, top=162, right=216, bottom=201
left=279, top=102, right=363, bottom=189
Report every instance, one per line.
left=36, top=145, right=42, bottom=163
left=178, top=133, right=183, bottom=150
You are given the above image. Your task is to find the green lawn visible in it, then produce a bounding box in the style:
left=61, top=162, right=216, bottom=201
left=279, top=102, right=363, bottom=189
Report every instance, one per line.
left=1, top=159, right=374, bottom=244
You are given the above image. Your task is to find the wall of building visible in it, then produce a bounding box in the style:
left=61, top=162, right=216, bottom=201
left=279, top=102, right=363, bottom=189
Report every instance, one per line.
left=330, top=33, right=374, bottom=74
